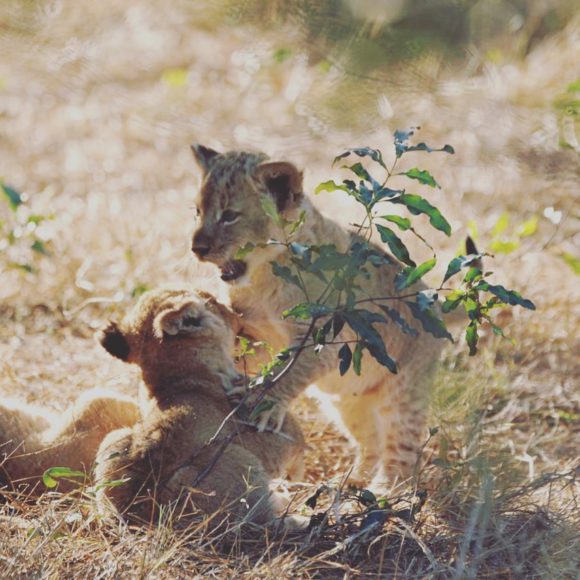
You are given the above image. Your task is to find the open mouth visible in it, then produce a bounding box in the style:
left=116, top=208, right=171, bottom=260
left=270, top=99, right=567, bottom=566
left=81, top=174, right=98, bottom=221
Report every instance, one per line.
left=220, top=259, right=247, bottom=282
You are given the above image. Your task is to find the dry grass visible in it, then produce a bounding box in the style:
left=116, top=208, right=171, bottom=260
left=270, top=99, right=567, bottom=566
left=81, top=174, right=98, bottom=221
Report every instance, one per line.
left=1, top=1, right=579, bottom=577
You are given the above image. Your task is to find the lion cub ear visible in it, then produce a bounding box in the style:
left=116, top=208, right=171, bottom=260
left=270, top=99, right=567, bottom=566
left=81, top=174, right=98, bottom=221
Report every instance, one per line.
left=191, top=144, right=220, bottom=175
left=154, top=304, right=204, bottom=338
left=97, top=322, right=130, bottom=361
left=197, top=291, right=243, bottom=335
left=256, top=161, right=304, bottom=213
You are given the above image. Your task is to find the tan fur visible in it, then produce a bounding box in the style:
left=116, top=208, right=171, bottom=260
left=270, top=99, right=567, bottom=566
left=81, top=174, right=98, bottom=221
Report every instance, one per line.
left=191, top=147, right=443, bottom=489
left=0, top=391, right=140, bottom=494
left=94, top=288, right=304, bottom=527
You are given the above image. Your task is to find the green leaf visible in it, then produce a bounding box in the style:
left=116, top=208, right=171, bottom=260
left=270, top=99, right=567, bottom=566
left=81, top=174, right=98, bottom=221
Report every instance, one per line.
left=249, top=399, right=275, bottom=421
left=288, top=210, right=306, bottom=235
left=271, top=262, right=301, bottom=289
left=442, top=254, right=483, bottom=283
left=2, top=183, right=23, bottom=211
left=394, top=128, right=455, bottom=158
left=333, top=147, right=386, bottom=170
left=405, top=301, right=452, bottom=341
left=463, top=267, right=482, bottom=284
left=492, top=212, right=510, bottom=237
left=475, top=282, right=536, bottom=310
left=42, top=467, right=86, bottom=489
left=261, top=196, right=283, bottom=228
left=235, top=242, right=256, bottom=259
left=465, top=321, right=478, bottom=356
left=395, top=257, right=436, bottom=291
left=442, top=290, right=464, bottom=313
left=352, top=342, right=363, bottom=376
left=273, top=47, right=292, bottom=63
left=490, top=239, right=520, bottom=255
left=378, top=304, right=418, bottom=337
left=161, top=67, right=188, bottom=87
left=560, top=252, right=580, bottom=275
left=379, top=215, right=411, bottom=231
left=516, top=216, right=538, bottom=238
left=402, top=168, right=440, bottom=188
left=376, top=224, right=415, bottom=267
left=31, top=240, right=49, bottom=255
left=315, top=180, right=350, bottom=195
left=391, top=194, right=451, bottom=236
left=343, top=310, right=396, bottom=373
left=338, top=343, right=352, bottom=376
left=346, top=162, right=372, bottom=182
left=282, top=302, right=334, bottom=320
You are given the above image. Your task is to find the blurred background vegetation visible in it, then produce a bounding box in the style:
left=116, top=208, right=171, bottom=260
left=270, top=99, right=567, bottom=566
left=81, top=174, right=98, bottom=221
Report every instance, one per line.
left=0, top=2, right=578, bottom=577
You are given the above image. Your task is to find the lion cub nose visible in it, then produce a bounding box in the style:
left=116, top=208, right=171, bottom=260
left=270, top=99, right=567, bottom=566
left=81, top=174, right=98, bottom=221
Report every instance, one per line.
left=191, top=242, right=210, bottom=258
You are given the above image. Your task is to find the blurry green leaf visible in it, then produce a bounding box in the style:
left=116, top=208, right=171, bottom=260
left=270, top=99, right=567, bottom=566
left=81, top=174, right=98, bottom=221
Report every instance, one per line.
left=492, top=212, right=510, bottom=237
left=161, top=68, right=188, bottom=87
left=271, top=262, right=301, bottom=289
left=2, top=183, right=23, bottom=211
left=30, top=240, right=49, bottom=255
left=402, top=168, right=440, bottom=188
left=131, top=283, right=149, bottom=298
left=567, top=79, right=580, bottom=92
left=490, top=323, right=505, bottom=338
left=282, top=302, right=334, bottom=320
left=560, top=252, right=580, bottom=275
left=338, top=343, right=352, bottom=376
left=376, top=224, right=415, bottom=267
left=466, top=321, right=478, bottom=356
left=250, top=400, right=275, bottom=421
left=489, top=239, right=520, bottom=254
left=261, top=196, right=283, bottom=227
left=515, top=216, right=538, bottom=238
left=467, top=220, right=478, bottom=241
left=315, top=180, right=350, bottom=195
left=395, top=257, right=436, bottom=291
left=391, top=194, right=451, bottom=236
left=273, top=47, right=292, bottom=62
left=43, top=467, right=85, bottom=489
left=9, top=263, right=34, bottom=273
left=288, top=210, right=306, bottom=235
left=379, top=215, right=411, bottom=231
left=235, top=241, right=256, bottom=259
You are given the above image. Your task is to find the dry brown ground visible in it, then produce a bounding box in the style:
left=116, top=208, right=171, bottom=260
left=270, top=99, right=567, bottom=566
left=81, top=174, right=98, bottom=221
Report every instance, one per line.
left=0, top=1, right=578, bottom=577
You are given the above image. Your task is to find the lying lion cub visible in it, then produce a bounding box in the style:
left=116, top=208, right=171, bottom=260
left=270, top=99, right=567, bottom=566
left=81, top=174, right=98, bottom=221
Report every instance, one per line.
left=0, top=391, right=140, bottom=494
left=94, top=288, right=305, bottom=526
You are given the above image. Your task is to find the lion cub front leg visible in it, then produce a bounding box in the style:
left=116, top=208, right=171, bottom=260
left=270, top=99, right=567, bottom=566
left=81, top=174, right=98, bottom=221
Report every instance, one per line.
left=247, top=324, right=340, bottom=432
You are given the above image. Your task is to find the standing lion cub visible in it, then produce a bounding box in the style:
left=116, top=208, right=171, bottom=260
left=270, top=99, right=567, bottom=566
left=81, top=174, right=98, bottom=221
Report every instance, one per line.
left=95, top=288, right=304, bottom=526
left=190, top=145, right=443, bottom=488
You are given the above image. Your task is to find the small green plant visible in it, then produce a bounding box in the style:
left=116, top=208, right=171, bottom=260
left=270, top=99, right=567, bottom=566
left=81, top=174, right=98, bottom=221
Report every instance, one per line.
left=248, top=128, right=535, bottom=382
left=0, top=182, right=54, bottom=274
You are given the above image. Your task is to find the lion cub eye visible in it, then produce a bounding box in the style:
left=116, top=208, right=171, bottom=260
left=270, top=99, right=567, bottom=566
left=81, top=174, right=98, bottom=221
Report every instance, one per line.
left=220, top=209, right=241, bottom=225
